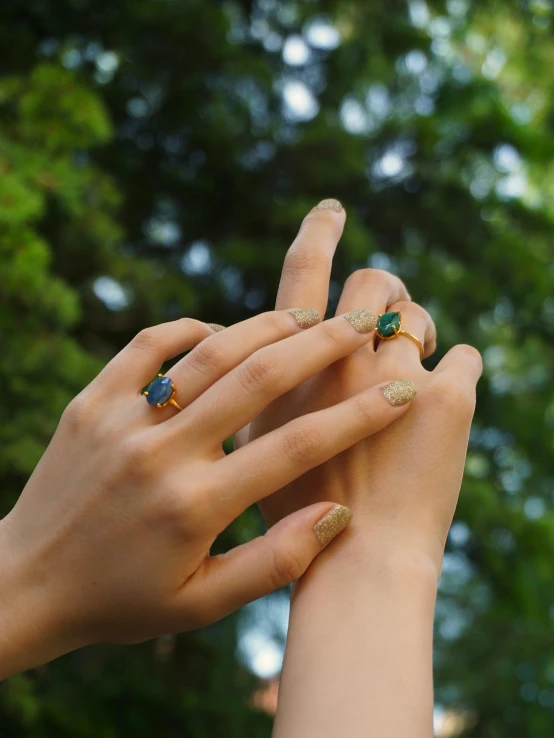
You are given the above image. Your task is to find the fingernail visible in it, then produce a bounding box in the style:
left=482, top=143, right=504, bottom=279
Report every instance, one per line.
left=208, top=323, right=225, bottom=332
left=316, top=198, right=343, bottom=213
left=382, top=379, right=417, bottom=406
left=314, top=504, right=353, bottom=546
left=289, top=308, right=321, bottom=329
left=343, top=308, right=377, bottom=333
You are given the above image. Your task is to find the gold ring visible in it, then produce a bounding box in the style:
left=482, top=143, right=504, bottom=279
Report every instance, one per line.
left=143, top=374, right=183, bottom=411
left=376, top=312, right=424, bottom=360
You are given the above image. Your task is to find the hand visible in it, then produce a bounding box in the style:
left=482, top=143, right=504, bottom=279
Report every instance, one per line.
left=242, top=200, right=483, bottom=738
left=239, top=200, right=482, bottom=573
left=0, top=306, right=415, bottom=677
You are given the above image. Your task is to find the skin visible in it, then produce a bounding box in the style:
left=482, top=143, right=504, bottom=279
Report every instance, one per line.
left=236, top=202, right=483, bottom=738
left=0, top=211, right=416, bottom=681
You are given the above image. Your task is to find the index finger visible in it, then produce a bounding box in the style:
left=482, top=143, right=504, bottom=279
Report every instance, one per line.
left=275, top=199, right=346, bottom=316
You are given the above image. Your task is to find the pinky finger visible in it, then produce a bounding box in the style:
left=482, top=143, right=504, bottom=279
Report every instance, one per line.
left=178, top=502, right=352, bottom=627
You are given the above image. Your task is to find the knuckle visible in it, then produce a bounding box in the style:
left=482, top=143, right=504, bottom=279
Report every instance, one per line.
left=375, top=355, right=407, bottom=379
left=178, top=480, right=213, bottom=524
left=120, top=437, right=147, bottom=472
left=342, top=268, right=371, bottom=293
left=131, top=327, right=160, bottom=355
left=281, top=423, right=322, bottom=464
left=61, top=391, right=97, bottom=432
left=270, top=544, right=306, bottom=589
left=429, top=375, right=476, bottom=417
left=319, top=318, right=351, bottom=349
left=160, top=484, right=209, bottom=536
left=186, top=336, right=227, bottom=377
left=261, top=310, right=293, bottom=334
left=453, top=344, right=483, bottom=373
left=394, top=300, right=431, bottom=323
left=283, top=243, right=330, bottom=275
left=344, top=267, right=396, bottom=292
left=236, top=350, right=280, bottom=394
left=353, top=391, right=375, bottom=424
left=120, top=431, right=162, bottom=479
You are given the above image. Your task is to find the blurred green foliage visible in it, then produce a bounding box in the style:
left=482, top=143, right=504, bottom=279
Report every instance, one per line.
left=3, top=0, right=554, bottom=735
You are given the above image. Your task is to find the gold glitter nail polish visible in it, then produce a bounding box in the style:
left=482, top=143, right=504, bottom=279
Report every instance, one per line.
left=314, top=504, right=353, bottom=546
left=343, top=308, right=377, bottom=333
left=208, top=323, right=225, bottom=332
left=316, top=198, right=343, bottom=213
left=289, top=308, right=321, bottom=329
left=382, top=379, right=417, bottom=406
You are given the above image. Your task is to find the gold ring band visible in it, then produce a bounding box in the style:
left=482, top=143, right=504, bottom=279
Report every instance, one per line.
left=395, top=329, right=424, bottom=359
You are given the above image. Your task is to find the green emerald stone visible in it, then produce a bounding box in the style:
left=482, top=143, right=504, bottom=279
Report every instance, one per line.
left=377, top=311, right=401, bottom=337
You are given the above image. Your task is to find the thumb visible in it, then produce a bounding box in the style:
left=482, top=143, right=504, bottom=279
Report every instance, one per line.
left=181, top=502, right=352, bottom=626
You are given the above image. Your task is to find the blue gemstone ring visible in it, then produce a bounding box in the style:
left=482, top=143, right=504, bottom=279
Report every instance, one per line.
left=375, top=311, right=424, bottom=360
left=143, top=374, right=183, bottom=411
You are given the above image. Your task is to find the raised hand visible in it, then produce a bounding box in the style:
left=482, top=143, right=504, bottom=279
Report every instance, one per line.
left=233, top=200, right=482, bottom=738
left=240, top=199, right=481, bottom=572
left=0, top=304, right=415, bottom=678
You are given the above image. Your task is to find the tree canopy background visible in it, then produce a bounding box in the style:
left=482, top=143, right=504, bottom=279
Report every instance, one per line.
left=2, top=0, right=554, bottom=735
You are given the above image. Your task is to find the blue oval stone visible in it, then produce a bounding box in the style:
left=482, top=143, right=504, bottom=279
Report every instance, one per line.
left=145, top=376, right=174, bottom=406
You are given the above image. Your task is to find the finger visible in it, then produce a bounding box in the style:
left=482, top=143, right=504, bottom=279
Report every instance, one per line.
left=375, top=301, right=437, bottom=364
left=98, top=318, right=218, bottom=391
left=275, top=200, right=346, bottom=316
left=433, top=344, right=483, bottom=385
left=234, top=425, right=250, bottom=451
left=204, top=379, right=417, bottom=524
left=427, top=345, right=482, bottom=435
left=169, top=309, right=378, bottom=445
left=153, top=309, right=320, bottom=420
left=178, top=502, right=352, bottom=628
left=335, top=268, right=411, bottom=327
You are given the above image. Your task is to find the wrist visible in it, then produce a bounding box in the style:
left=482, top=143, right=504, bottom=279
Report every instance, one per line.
left=278, top=516, right=437, bottom=738
left=0, top=513, right=81, bottom=678
left=299, top=515, right=443, bottom=594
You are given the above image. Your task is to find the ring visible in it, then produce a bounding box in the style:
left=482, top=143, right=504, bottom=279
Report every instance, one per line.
left=143, top=374, right=183, bottom=411
left=375, top=311, right=424, bottom=359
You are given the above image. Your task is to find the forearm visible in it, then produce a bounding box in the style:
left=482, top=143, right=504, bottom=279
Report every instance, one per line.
left=273, top=525, right=438, bottom=738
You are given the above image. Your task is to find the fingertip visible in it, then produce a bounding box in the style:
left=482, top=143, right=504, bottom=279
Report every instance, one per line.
left=302, top=200, right=347, bottom=234
left=266, top=501, right=353, bottom=550
left=313, top=504, right=353, bottom=547
left=314, top=198, right=345, bottom=215
left=381, top=379, right=418, bottom=407
left=288, top=308, right=322, bottom=329
left=458, top=344, right=483, bottom=378
left=342, top=308, right=378, bottom=333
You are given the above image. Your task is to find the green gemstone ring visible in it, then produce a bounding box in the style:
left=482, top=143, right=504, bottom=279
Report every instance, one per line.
left=375, top=311, right=424, bottom=359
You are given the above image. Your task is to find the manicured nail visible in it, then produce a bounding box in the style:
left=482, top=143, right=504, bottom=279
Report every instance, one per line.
left=208, top=323, right=225, bottom=332
left=316, top=198, right=343, bottom=213
left=382, top=379, right=417, bottom=406
left=314, top=504, right=353, bottom=546
left=289, top=308, right=321, bottom=329
left=343, top=308, right=377, bottom=333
